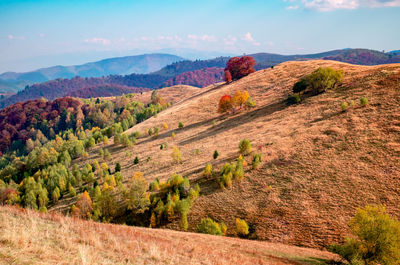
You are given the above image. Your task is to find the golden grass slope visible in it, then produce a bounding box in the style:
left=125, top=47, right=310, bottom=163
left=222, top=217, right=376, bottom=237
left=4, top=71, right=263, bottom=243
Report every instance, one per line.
left=53, top=60, right=400, bottom=249
left=0, top=206, right=339, bottom=265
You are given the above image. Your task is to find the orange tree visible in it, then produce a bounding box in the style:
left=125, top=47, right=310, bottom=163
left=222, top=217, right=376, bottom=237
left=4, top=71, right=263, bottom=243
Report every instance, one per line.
left=218, top=94, right=232, bottom=113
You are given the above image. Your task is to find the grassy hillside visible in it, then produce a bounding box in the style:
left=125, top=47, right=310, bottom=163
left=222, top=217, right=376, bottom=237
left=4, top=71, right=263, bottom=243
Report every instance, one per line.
left=0, top=206, right=339, bottom=265
left=48, top=60, right=400, bottom=249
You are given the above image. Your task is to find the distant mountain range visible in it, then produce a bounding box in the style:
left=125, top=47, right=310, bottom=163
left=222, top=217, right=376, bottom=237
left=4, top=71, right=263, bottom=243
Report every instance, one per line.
left=0, top=54, right=183, bottom=93
left=1, top=48, right=400, bottom=108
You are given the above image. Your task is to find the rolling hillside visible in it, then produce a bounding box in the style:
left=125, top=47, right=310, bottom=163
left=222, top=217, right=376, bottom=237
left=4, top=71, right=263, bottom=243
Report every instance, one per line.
left=0, top=206, right=339, bottom=265
left=2, top=48, right=399, bottom=108
left=49, top=60, right=400, bottom=249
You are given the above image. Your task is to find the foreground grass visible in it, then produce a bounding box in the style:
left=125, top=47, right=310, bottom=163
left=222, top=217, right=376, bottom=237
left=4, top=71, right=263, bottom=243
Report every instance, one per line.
left=0, top=206, right=339, bottom=265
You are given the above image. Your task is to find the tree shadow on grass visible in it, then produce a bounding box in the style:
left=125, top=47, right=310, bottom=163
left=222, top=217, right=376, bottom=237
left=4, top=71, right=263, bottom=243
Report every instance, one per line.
left=179, top=99, right=289, bottom=146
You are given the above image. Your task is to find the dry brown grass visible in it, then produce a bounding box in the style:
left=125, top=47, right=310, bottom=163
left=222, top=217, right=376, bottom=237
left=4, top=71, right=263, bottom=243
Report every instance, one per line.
left=52, top=60, right=400, bottom=249
left=0, top=206, right=339, bottom=265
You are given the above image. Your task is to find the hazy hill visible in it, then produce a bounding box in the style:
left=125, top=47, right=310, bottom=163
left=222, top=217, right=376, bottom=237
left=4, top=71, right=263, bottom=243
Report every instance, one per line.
left=48, top=60, right=400, bottom=249
left=2, top=48, right=400, bottom=109
left=0, top=54, right=183, bottom=92
left=0, top=206, right=339, bottom=265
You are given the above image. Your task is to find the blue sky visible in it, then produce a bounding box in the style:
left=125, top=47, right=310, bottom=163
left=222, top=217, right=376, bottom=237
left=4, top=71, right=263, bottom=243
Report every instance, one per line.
left=1, top=0, right=399, bottom=72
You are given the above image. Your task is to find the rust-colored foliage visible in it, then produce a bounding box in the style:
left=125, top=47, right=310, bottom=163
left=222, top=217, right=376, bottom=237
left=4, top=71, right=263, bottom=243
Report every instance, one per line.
left=224, top=70, right=232, bottom=83
left=224, top=56, right=256, bottom=81
left=218, top=95, right=233, bottom=113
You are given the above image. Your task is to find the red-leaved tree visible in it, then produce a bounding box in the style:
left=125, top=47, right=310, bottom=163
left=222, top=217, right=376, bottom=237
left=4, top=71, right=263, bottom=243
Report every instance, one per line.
left=224, top=70, right=232, bottom=83
left=224, top=56, right=256, bottom=81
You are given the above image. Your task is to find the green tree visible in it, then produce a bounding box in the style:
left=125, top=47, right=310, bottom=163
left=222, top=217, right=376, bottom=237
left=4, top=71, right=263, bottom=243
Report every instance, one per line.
left=330, top=205, right=400, bottom=265
left=124, top=172, right=150, bottom=214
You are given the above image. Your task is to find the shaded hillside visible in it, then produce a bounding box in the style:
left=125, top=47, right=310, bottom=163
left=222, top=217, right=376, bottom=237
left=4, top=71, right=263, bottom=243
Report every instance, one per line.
left=161, top=67, right=224, bottom=88
left=49, top=60, right=400, bottom=249
left=0, top=206, right=339, bottom=265
left=0, top=54, right=183, bottom=91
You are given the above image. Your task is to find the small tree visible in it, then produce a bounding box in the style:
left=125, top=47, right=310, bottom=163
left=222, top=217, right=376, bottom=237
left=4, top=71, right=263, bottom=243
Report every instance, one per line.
left=252, top=153, right=262, bottom=169
left=115, top=162, right=121, bottom=172
left=172, top=146, right=182, bottom=164
left=125, top=172, right=150, bottom=214
left=218, top=95, right=232, bottom=113
left=134, top=156, right=139, bottom=165
left=76, top=191, right=93, bottom=219
left=239, top=139, right=252, bottom=155
left=236, top=218, right=249, bottom=237
left=330, top=205, right=400, bottom=265
left=213, top=150, right=219, bottom=159
left=232, top=90, right=249, bottom=109
left=224, top=70, right=232, bottom=83
left=178, top=121, right=184, bottom=128
left=203, top=163, right=213, bottom=178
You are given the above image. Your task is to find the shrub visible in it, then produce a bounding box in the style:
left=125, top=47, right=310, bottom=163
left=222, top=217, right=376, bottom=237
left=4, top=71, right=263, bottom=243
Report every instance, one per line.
left=225, top=56, right=256, bottom=81
left=236, top=218, right=249, bottom=237
left=245, top=96, right=256, bottom=108
left=134, top=156, right=139, bottom=165
left=195, top=149, right=201, bottom=155
left=212, top=120, right=217, bottom=126
left=171, top=146, right=182, bottom=164
left=213, top=150, right=219, bottom=159
left=252, top=153, right=262, bottom=169
left=233, top=156, right=244, bottom=180
left=178, top=121, right=184, bottom=128
left=203, top=163, right=213, bottom=178
left=341, top=101, right=349, bottom=112
left=305, top=67, right=344, bottom=94
left=350, top=100, right=355, bottom=107
left=147, top=128, right=153, bottom=136
left=360, top=96, right=369, bottom=106
left=125, top=151, right=131, bottom=157
left=218, top=94, right=232, bottom=113
left=330, top=205, right=400, bottom=265
left=163, top=123, right=168, bottom=130
left=239, top=139, right=252, bottom=155
left=197, top=218, right=222, bottom=235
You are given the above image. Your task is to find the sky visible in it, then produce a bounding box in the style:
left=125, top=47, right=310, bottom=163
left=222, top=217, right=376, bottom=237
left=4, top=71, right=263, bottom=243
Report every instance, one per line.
left=1, top=0, right=399, bottom=72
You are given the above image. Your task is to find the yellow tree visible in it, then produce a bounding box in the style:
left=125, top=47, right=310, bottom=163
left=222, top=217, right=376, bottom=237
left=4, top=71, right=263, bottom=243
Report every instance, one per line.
left=232, top=90, right=249, bottom=109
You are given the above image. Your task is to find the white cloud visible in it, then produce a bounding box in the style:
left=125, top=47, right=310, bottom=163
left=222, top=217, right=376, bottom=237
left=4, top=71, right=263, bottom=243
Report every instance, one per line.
left=187, top=34, right=217, bottom=42
left=242, top=32, right=261, bottom=46
left=284, top=0, right=400, bottom=11
left=8, top=34, right=25, bottom=40
left=84, top=37, right=111, bottom=45
left=286, top=5, right=300, bottom=9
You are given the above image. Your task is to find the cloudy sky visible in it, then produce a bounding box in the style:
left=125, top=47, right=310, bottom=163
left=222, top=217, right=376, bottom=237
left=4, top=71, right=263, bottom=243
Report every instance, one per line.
left=1, top=0, right=399, bottom=72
